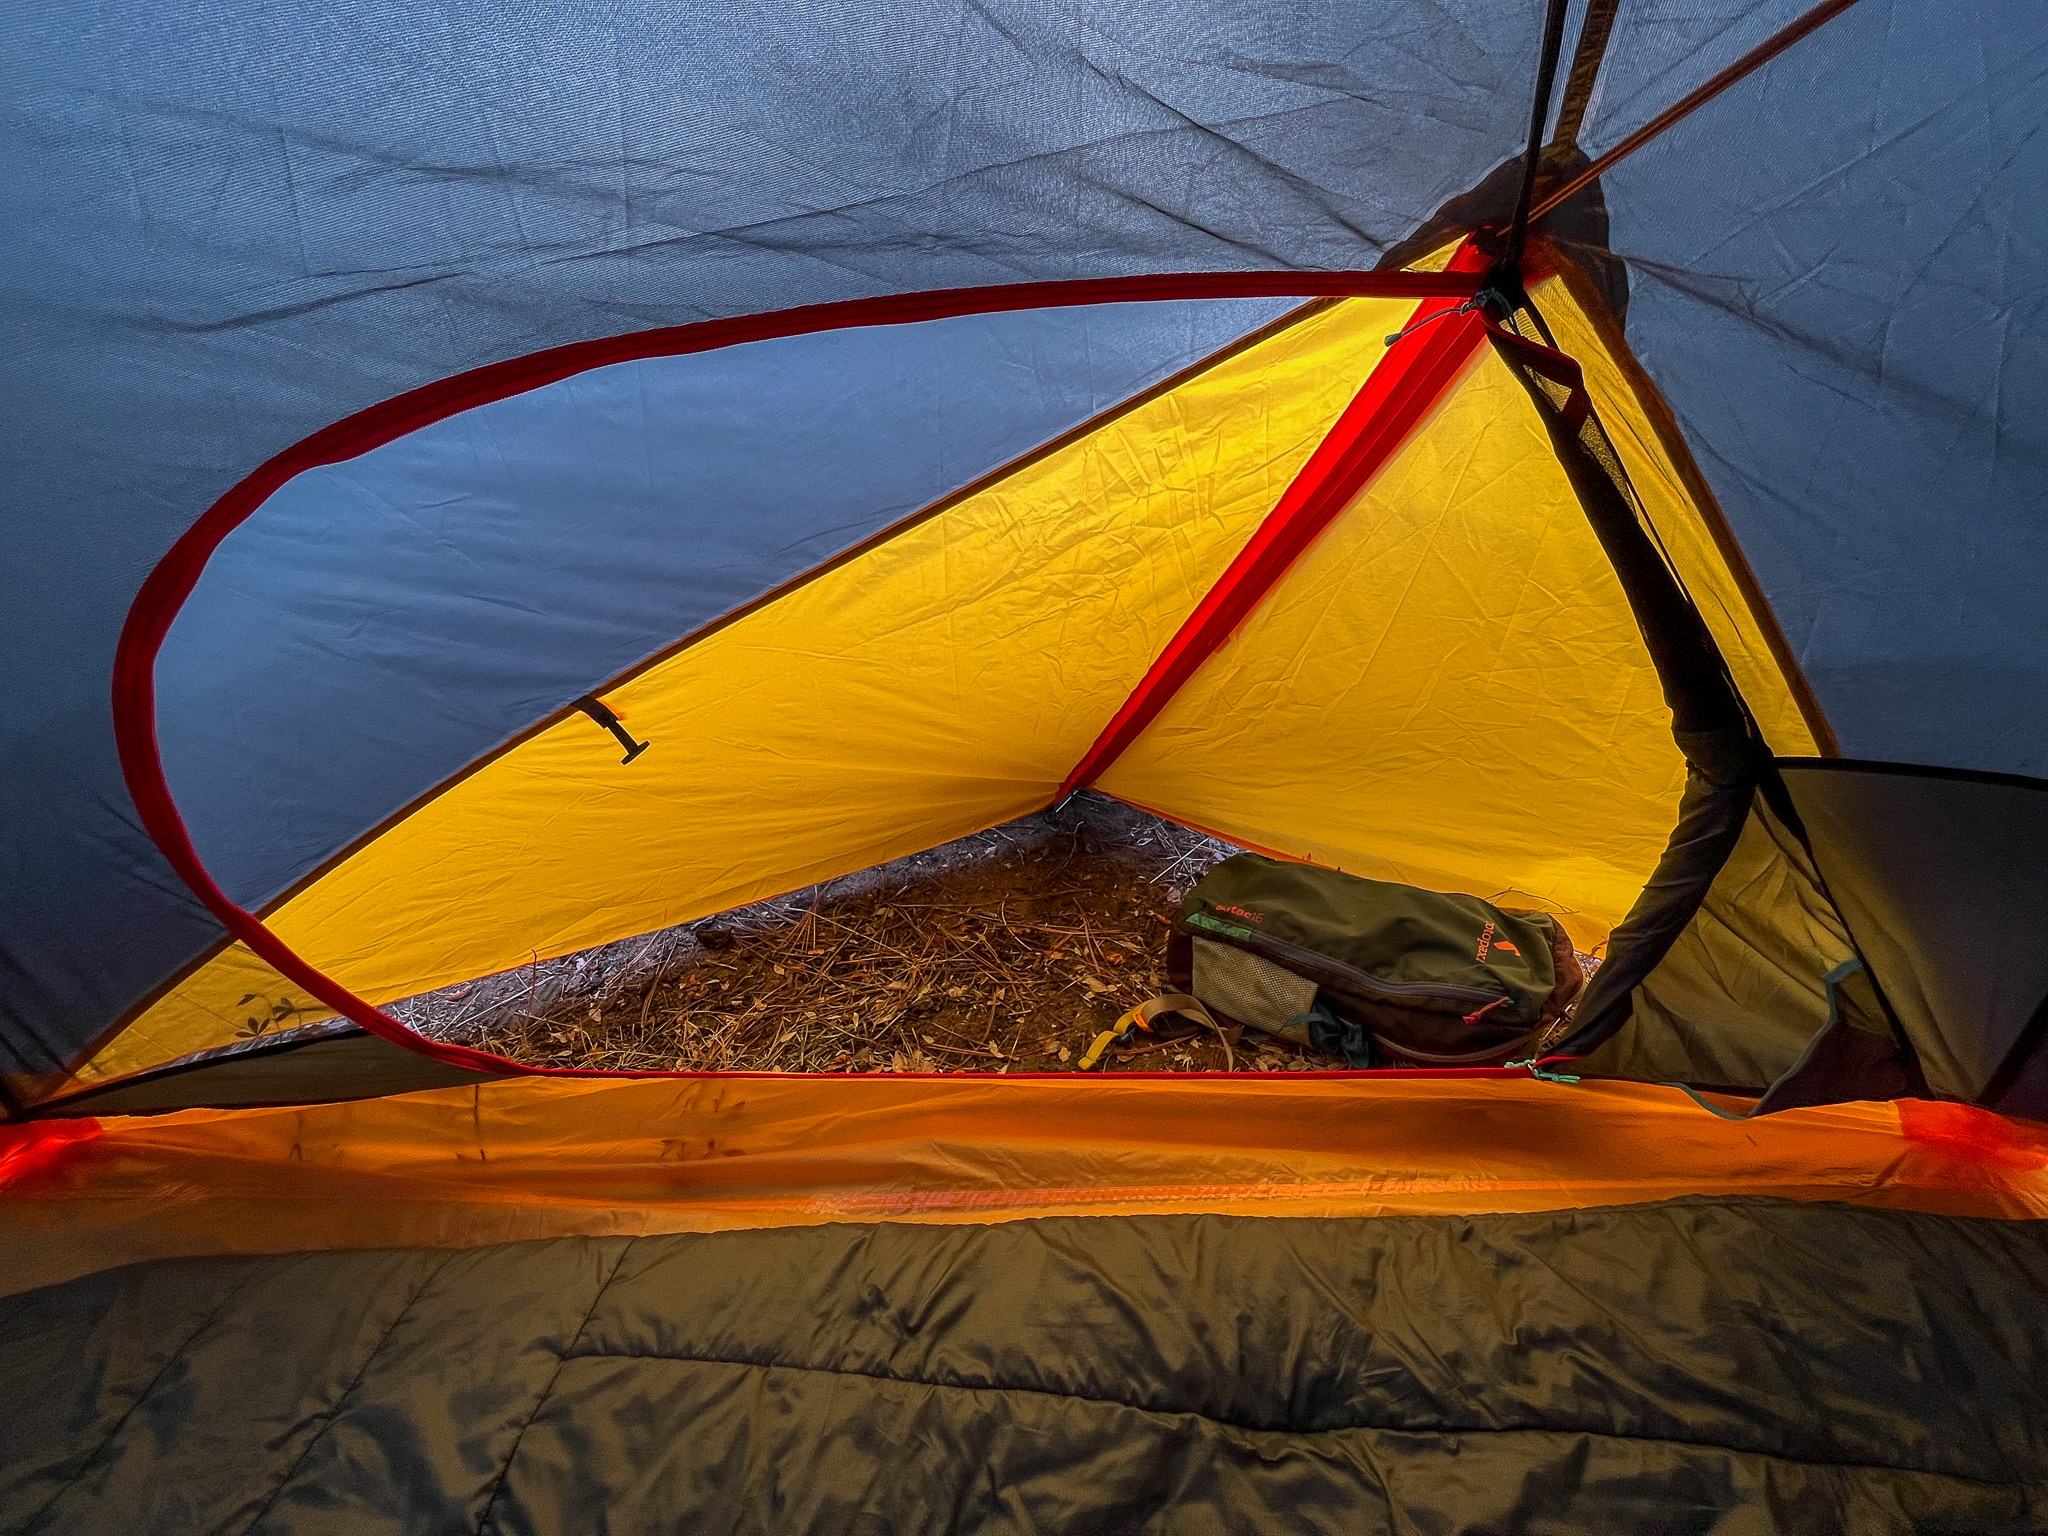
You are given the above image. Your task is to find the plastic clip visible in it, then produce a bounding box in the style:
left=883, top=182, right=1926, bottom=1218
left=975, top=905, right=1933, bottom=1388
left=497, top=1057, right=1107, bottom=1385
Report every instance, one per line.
left=1507, top=1058, right=1582, bottom=1085
left=1077, top=1008, right=1150, bottom=1072
left=576, top=696, right=651, bottom=765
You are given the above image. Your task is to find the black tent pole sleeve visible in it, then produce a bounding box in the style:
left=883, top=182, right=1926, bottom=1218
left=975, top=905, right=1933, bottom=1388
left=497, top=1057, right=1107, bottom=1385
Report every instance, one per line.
left=1482, top=315, right=1759, bottom=1059
left=1548, top=728, right=1757, bottom=1058
left=1487, top=323, right=1744, bottom=734
left=1546, top=0, right=1622, bottom=155
left=1504, top=0, right=1573, bottom=274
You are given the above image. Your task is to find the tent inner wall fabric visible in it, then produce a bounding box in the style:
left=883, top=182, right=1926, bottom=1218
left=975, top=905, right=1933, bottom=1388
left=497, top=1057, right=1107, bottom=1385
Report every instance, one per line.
left=155, top=302, right=1294, bottom=917
left=1577, top=787, right=1869, bottom=1093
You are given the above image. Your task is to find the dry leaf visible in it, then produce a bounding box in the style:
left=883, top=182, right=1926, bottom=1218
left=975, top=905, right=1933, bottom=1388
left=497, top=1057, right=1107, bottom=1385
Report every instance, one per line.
left=1056, top=1045, right=1072, bottom=1062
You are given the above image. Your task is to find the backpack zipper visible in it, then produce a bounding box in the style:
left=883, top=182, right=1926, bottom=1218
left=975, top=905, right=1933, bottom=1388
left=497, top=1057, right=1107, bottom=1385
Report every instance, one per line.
left=1230, top=930, right=1515, bottom=1011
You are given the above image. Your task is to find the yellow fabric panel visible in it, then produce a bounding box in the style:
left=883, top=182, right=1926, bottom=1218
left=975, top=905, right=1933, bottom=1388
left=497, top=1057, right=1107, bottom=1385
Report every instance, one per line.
left=7, top=1074, right=2046, bottom=1296
left=1100, top=342, right=1682, bottom=948
left=1538, top=282, right=1819, bottom=757
left=131, top=296, right=1415, bottom=1030
left=72, top=944, right=336, bottom=1085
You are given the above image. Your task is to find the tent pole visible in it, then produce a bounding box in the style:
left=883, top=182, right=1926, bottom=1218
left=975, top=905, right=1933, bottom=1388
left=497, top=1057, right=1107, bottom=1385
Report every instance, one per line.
left=1531, top=0, right=1867, bottom=221
left=1502, top=0, right=1574, bottom=276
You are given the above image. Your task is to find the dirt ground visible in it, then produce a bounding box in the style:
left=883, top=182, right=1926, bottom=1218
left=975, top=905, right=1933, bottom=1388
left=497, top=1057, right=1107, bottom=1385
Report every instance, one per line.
left=395, top=793, right=1348, bottom=1074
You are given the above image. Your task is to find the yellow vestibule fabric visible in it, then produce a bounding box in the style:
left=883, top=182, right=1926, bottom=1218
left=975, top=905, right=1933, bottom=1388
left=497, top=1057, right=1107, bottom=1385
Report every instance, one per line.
left=108, top=296, right=1417, bottom=1054
left=1535, top=273, right=1821, bottom=758
left=95, top=271, right=1810, bottom=1085
left=70, top=944, right=320, bottom=1084
left=1101, top=336, right=1683, bottom=949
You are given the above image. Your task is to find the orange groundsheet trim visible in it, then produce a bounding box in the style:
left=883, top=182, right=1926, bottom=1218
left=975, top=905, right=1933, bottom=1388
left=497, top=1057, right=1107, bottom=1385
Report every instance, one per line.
left=4, top=1075, right=2044, bottom=1296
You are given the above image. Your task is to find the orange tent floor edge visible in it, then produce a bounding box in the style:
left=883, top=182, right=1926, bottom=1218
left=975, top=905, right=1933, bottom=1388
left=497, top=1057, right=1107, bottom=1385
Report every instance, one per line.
left=4, top=1075, right=2044, bottom=1297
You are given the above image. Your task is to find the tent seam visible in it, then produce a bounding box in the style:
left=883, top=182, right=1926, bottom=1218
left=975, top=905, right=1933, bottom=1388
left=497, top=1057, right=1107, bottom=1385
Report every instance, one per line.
left=473, top=1238, right=637, bottom=1536
left=17, top=1259, right=264, bottom=1534
left=226, top=1248, right=465, bottom=1536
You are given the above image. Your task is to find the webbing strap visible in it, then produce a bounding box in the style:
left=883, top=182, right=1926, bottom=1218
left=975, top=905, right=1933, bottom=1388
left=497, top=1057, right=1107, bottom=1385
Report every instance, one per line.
left=1123, top=994, right=1222, bottom=1032
left=1079, top=994, right=1236, bottom=1072
left=1663, top=1083, right=1754, bottom=1120
left=1055, top=238, right=1496, bottom=799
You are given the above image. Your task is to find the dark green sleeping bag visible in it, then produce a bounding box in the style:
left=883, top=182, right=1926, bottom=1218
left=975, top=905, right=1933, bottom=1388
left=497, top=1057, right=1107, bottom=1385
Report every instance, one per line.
left=4, top=1200, right=2047, bottom=1533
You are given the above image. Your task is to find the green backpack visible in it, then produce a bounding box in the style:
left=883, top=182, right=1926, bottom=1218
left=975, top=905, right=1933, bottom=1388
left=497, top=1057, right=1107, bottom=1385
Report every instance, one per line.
left=1164, top=854, right=1584, bottom=1067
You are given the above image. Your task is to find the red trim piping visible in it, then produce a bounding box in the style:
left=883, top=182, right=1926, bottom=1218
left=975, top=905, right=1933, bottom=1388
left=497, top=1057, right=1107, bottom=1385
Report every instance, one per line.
left=1056, top=241, right=1498, bottom=798
left=110, top=270, right=1488, bottom=1082
left=0, top=1118, right=102, bottom=1185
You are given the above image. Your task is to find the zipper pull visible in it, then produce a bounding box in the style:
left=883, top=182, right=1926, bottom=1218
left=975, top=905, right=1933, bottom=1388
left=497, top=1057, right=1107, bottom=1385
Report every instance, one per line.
left=1463, top=996, right=1513, bottom=1027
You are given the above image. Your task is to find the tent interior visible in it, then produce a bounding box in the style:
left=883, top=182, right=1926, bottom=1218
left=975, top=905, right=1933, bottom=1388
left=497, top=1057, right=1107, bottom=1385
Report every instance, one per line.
left=31, top=241, right=2048, bottom=1127
left=5, top=0, right=2048, bottom=1529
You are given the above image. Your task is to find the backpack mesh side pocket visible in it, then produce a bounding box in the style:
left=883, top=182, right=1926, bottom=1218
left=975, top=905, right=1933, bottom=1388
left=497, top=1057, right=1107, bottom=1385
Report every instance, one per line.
left=1191, top=937, right=1317, bottom=1041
